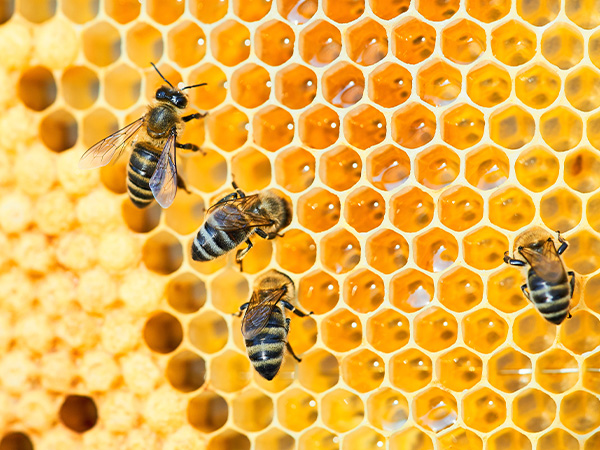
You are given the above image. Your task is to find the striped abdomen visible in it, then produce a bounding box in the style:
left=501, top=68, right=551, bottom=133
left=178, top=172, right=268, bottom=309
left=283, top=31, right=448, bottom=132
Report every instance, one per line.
left=191, top=214, right=251, bottom=261
left=245, top=307, right=287, bottom=380
left=127, top=142, right=160, bottom=208
left=528, top=269, right=571, bottom=325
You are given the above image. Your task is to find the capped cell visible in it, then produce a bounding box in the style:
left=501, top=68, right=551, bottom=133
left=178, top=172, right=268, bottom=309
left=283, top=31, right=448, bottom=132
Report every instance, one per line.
left=368, top=62, right=411, bottom=109
left=346, top=18, right=387, bottom=66
left=540, top=188, right=582, bottom=233
left=489, top=105, right=535, bottom=149
left=210, top=20, right=250, bottom=67
left=489, top=186, right=535, bottom=231
left=252, top=106, right=294, bottom=152
left=491, top=20, right=537, bottom=66
left=344, top=105, right=386, bottom=150
left=299, top=19, right=342, bottom=67
left=341, top=349, right=384, bottom=393
left=466, top=62, right=511, bottom=107
left=366, top=229, right=408, bottom=274
left=321, top=309, right=362, bottom=352
left=322, top=62, right=364, bottom=108
left=540, top=106, right=583, bottom=152
left=414, top=227, right=458, bottom=273
left=366, top=308, right=409, bottom=353
left=367, top=388, right=408, bottom=432
left=231, top=64, right=271, bottom=109
left=463, top=387, right=506, bottom=433
left=535, top=348, right=578, bottom=394
left=320, top=229, right=361, bottom=274
left=441, top=104, right=485, bottom=150
left=275, top=147, right=315, bottom=193
left=275, top=63, right=317, bottom=109
left=343, top=269, right=384, bottom=313
left=515, top=146, right=559, bottom=193
left=438, top=186, right=484, bottom=232
left=439, top=266, right=483, bottom=313
left=255, top=20, right=294, bottom=66
left=390, top=268, right=434, bottom=313
left=344, top=187, right=385, bottom=233
left=390, top=187, right=434, bottom=233
left=367, top=144, right=410, bottom=191
left=392, top=17, right=436, bottom=65
left=417, top=60, right=462, bottom=107
left=415, top=145, right=460, bottom=190
left=298, top=270, right=339, bottom=315
left=541, top=23, right=584, bottom=70
left=515, top=63, right=561, bottom=109
left=466, top=0, right=510, bottom=22
left=462, top=308, right=508, bottom=353
left=298, top=104, right=340, bottom=149
left=441, top=19, right=486, bottom=64
left=391, top=102, right=436, bottom=149
left=413, top=387, right=458, bottom=433
left=437, top=347, right=482, bottom=391
left=390, top=348, right=432, bottom=392
left=463, top=226, right=508, bottom=270
left=319, top=146, right=362, bottom=192
left=414, top=306, right=458, bottom=352
left=297, top=187, right=341, bottom=233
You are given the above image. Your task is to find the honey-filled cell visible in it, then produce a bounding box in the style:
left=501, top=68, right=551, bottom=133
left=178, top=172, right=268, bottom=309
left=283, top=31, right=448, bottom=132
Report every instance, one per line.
left=391, top=102, right=436, bottom=149
left=437, top=347, right=482, bottom=391
left=321, top=309, right=362, bottom=353
left=341, top=349, right=384, bottom=393
left=540, top=188, right=582, bottom=233
left=441, top=19, right=486, bottom=65
left=298, top=270, right=339, bottom=315
left=275, top=63, right=317, bottom=110
left=321, top=389, right=364, bottom=433
left=255, top=20, right=295, bottom=66
left=540, top=106, right=583, bottom=152
left=491, top=20, right=537, bottom=66
left=465, top=145, right=510, bottom=190
left=390, top=187, right=434, bottom=233
left=415, top=145, right=460, bottom=190
left=275, top=146, right=315, bottom=193
left=417, top=60, right=462, bottom=107
left=320, top=146, right=362, bottom=192
left=255, top=429, right=294, bottom=450
left=515, top=146, right=560, bottom=193
left=413, top=387, right=458, bottom=433
left=231, top=64, right=271, bottom=109
left=368, top=62, right=411, bottom=109
left=541, top=23, right=584, bottom=70
left=389, top=427, right=433, bottom=450
left=299, top=19, right=342, bottom=67
left=251, top=106, right=294, bottom=152
left=343, top=105, right=386, bottom=150
left=322, top=62, right=364, bottom=108
left=343, top=269, right=384, bottom=313
left=466, top=62, right=511, bottom=107
left=438, top=186, right=484, bottom=232
left=392, top=18, right=436, bottom=65
left=366, top=308, right=409, bottom=354
left=390, top=268, right=434, bottom=313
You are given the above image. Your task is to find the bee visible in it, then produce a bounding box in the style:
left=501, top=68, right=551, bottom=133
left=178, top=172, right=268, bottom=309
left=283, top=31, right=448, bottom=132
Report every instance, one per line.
left=79, top=63, right=206, bottom=209
left=235, top=269, right=312, bottom=380
left=191, top=182, right=292, bottom=269
left=503, top=228, right=575, bottom=325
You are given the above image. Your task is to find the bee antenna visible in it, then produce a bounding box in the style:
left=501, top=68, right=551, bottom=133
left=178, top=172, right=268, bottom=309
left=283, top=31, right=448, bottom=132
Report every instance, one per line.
left=181, top=83, right=208, bottom=91
left=150, top=62, right=174, bottom=89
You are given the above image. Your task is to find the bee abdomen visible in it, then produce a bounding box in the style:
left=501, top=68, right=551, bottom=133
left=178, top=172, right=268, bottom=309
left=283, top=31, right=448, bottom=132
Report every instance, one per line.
left=246, top=327, right=287, bottom=381
left=191, top=221, right=247, bottom=261
left=530, top=284, right=571, bottom=325
left=127, top=144, right=160, bottom=208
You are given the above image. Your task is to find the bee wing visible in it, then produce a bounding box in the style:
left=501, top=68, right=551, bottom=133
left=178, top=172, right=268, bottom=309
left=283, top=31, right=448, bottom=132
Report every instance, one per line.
left=149, top=128, right=178, bottom=209
left=211, top=196, right=275, bottom=231
left=520, top=239, right=565, bottom=283
left=241, top=288, right=287, bottom=340
left=78, top=117, right=145, bottom=169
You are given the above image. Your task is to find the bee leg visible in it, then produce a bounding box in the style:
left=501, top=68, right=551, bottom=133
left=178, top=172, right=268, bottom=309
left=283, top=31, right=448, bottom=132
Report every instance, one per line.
left=557, top=231, right=569, bottom=255
left=235, top=239, right=253, bottom=271
left=176, top=142, right=206, bottom=156
left=231, top=181, right=246, bottom=198
left=521, top=284, right=531, bottom=301
left=568, top=271, right=576, bottom=296
left=285, top=342, right=302, bottom=363
left=504, top=251, right=527, bottom=266
left=281, top=300, right=313, bottom=317
left=233, top=302, right=249, bottom=317
left=182, top=112, right=208, bottom=122
left=176, top=175, right=191, bottom=194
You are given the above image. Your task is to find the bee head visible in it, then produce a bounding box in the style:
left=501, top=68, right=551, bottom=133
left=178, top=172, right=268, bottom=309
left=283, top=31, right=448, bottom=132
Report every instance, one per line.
left=155, top=86, right=188, bottom=109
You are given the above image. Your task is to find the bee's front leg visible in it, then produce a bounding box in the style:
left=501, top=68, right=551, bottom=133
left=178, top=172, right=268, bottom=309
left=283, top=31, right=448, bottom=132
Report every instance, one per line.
left=182, top=112, right=208, bottom=122
left=176, top=142, right=206, bottom=155
left=504, top=251, right=526, bottom=266
left=233, top=302, right=249, bottom=317
left=557, top=231, right=569, bottom=255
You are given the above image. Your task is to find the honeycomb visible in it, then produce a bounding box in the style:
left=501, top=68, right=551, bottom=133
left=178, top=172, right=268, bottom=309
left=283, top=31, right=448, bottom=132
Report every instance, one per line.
left=3, top=0, right=600, bottom=449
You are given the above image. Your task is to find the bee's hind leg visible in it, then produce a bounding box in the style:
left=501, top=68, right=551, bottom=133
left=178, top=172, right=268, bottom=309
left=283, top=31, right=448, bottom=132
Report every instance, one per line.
left=557, top=231, right=569, bottom=255
left=182, top=112, right=208, bottom=122
left=521, top=284, right=531, bottom=301
left=281, top=301, right=313, bottom=317
left=286, top=342, right=302, bottom=363
left=504, top=251, right=527, bottom=266
left=235, top=239, right=253, bottom=271
left=231, top=181, right=246, bottom=198
left=176, top=175, right=191, bottom=194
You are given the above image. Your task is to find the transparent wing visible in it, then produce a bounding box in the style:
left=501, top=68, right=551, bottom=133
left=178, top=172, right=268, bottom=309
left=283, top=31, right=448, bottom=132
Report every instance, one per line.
left=520, top=239, right=564, bottom=283
left=241, top=288, right=286, bottom=339
left=149, top=128, right=178, bottom=209
left=78, top=117, right=145, bottom=169
left=210, top=195, right=274, bottom=231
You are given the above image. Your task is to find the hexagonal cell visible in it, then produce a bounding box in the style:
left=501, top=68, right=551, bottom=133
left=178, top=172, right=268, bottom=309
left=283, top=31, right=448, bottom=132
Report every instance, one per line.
left=341, top=349, right=384, bottom=393
left=275, top=229, right=316, bottom=274
left=167, top=21, right=206, bottom=68
left=466, top=0, right=509, bottom=22
left=344, top=187, right=385, bottom=233
left=466, top=62, right=511, bottom=107
left=297, top=188, right=340, bottom=233
left=542, top=23, right=584, bottom=70
left=414, top=228, right=458, bottom=273
left=232, top=389, right=273, bottom=432
left=438, top=429, right=483, bottom=450
left=61, top=66, right=99, bottom=110
left=585, top=273, right=600, bottom=314
left=104, top=64, right=140, bottom=110
left=366, top=145, right=409, bottom=192
left=465, top=145, right=509, bottom=190
left=391, top=102, right=436, bottom=149
left=63, top=0, right=97, bottom=23
left=368, top=62, right=411, bottom=108
left=463, top=226, right=508, bottom=270
left=391, top=17, right=435, bottom=65
left=143, top=311, right=183, bottom=354
left=488, top=348, right=532, bottom=393
left=343, top=427, right=385, bottom=450
left=438, top=186, right=483, bottom=232
left=122, top=200, right=161, bottom=234
left=323, top=0, right=364, bottom=23
left=297, top=349, right=339, bottom=393
left=489, top=105, right=535, bottom=149
left=517, top=0, right=559, bottom=25
left=207, top=105, right=248, bottom=152
left=210, top=20, right=250, bottom=67
left=275, top=63, right=317, bottom=109
left=147, top=0, right=183, bottom=24
left=413, top=387, right=457, bottom=433
left=565, top=66, right=600, bottom=112
left=438, top=266, right=483, bottom=313
left=59, top=395, right=98, bottom=433
left=231, top=64, right=271, bottom=109
left=513, top=308, right=557, bottom=354
left=565, top=230, right=600, bottom=275
left=583, top=350, right=600, bottom=393
left=322, top=62, right=364, bottom=108
left=366, top=308, right=409, bottom=354
left=390, top=268, right=434, bottom=313
left=166, top=350, right=206, bottom=393
left=515, top=146, right=559, bottom=193
left=105, top=0, right=140, bottom=24
left=164, top=191, right=205, bottom=236
left=463, top=308, right=508, bottom=354
left=298, top=428, right=339, bottom=450
left=322, top=389, right=364, bottom=432
left=415, top=145, right=460, bottom=190
left=0, top=433, right=33, bottom=450
left=491, top=20, right=537, bottom=66
left=211, top=269, right=249, bottom=314
left=438, top=347, right=482, bottom=391
left=256, top=429, right=294, bottom=450
left=540, top=188, right=582, bottom=233
left=390, top=187, right=434, bottom=233
left=142, top=231, right=183, bottom=275
left=513, top=388, right=556, bottom=433
left=210, top=350, right=251, bottom=392
left=565, top=147, right=600, bottom=194
left=255, top=20, right=294, bottom=66
left=252, top=106, right=294, bottom=152
left=441, top=19, right=486, bottom=64
left=560, top=391, right=600, bottom=434
left=414, top=307, right=458, bottom=352
left=560, top=310, right=600, bottom=354
left=189, top=63, right=227, bottom=110
left=167, top=272, right=206, bottom=314
left=236, top=0, right=272, bottom=22
left=489, top=186, right=536, bottom=231
left=39, top=109, right=78, bottom=153
left=18, top=0, right=53, bottom=22
left=441, top=104, right=485, bottom=150
left=287, top=312, right=317, bottom=357
left=275, top=147, right=315, bottom=193
left=344, top=105, right=386, bottom=150
left=390, top=348, right=432, bottom=392
left=567, top=0, right=600, bottom=29
left=189, top=310, right=227, bottom=354
left=84, top=107, right=118, bottom=156
left=417, top=0, right=458, bottom=20
left=540, top=106, right=583, bottom=152
left=299, top=19, right=342, bottom=67
left=366, top=229, right=408, bottom=274
left=345, top=18, right=387, bottom=66
left=208, top=431, right=250, bottom=450
left=535, top=348, right=578, bottom=394
left=343, top=269, right=384, bottom=313
left=515, top=63, right=561, bottom=109
left=463, top=387, right=506, bottom=433
left=367, top=388, right=408, bottom=432
left=418, top=60, right=462, bottom=106
left=186, top=149, right=227, bottom=194
left=538, top=430, right=579, bottom=450
left=18, top=66, right=57, bottom=111
left=298, top=270, right=339, bottom=315
left=488, top=430, right=532, bottom=450
left=126, top=23, right=163, bottom=68
left=389, top=427, right=433, bottom=450
left=319, top=146, right=362, bottom=192
left=321, top=309, right=362, bottom=352
left=299, top=104, right=340, bottom=149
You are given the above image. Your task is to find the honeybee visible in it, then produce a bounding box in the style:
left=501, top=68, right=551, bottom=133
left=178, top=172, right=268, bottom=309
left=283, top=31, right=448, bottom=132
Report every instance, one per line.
left=235, top=269, right=312, bottom=380
left=79, top=63, right=206, bottom=209
left=191, top=182, right=292, bottom=269
left=503, top=227, right=575, bottom=324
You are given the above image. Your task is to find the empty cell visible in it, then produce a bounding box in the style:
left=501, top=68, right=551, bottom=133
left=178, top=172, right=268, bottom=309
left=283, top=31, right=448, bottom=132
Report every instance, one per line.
left=585, top=273, right=600, bottom=313
left=320, top=229, right=360, bottom=274
left=189, top=311, right=228, bottom=354
left=442, top=104, right=485, bottom=150
left=231, top=64, right=271, bottom=109
left=391, top=102, right=436, bottom=149
left=344, top=105, right=386, bottom=150
left=490, top=105, right=535, bottom=149
left=190, top=0, right=227, bottom=23
left=467, top=62, right=511, bottom=107
left=104, top=64, right=140, bottom=110
left=390, top=269, right=434, bottom=313
left=211, top=269, right=249, bottom=314
left=208, top=431, right=250, bottom=450
left=126, top=23, right=163, bottom=68
left=491, top=20, right=537, bottom=66
left=341, top=349, right=384, bottom=393
left=367, top=145, right=410, bottom=192
left=537, top=430, right=579, bottom=450
left=515, top=63, right=561, bottom=109
left=540, top=188, right=582, bottom=233
left=542, top=24, right=584, bottom=70
left=367, top=388, right=408, bottom=432
left=122, top=200, right=161, bottom=234
left=255, top=20, right=294, bottom=66
left=439, top=267, right=483, bottom=313
left=276, top=229, right=316, bottom=273
left=346, top=18, right=387, bottom=66
left=0, top=0, right=14, bottom=24
left=298, top=349, right=339, bottom=392
left=323, top=0, right=364, bottom=23
left=513, top=388, right=556, bottom=432
left=463, top=308, right=508, bottom=353
left=414, top=228, right=458, bottom=273
left=147, top=0, right=183, bottom=25
left=234, top=0, right=271, bottom=21
left=392, top=18, right=436, bottom=65
left=105, top=0, right=140, bottom=23
left=561, top=391, right=600, bottom=434
left=488, top=430, right=531, bottom=450
left=142, top=231, right=183, bottom=275
left=210, top=350, right=251, bottom=392
left=321, top=309, right=362, bottom=352
left=488, top=348, right=532, bottom=393
left=415, top=145, right=460, bottom=190
left=414, top=307, right=458, bottom=352
left=515, top=146, right=559, bottom=193
left=299, top=428, right=339, bottom=450
left=166, top=350, right=206, bottom=393
left=275, top=63, right=317, bottom=109
left=370, top=0, right=409, bottom=19
left=390, top=187, right=434, bottom=233
left=299, top=19, right=342, bottom=67
left=343, top=427, right=385, bottom=450
left=207, top=106, right=248, bottom=151
left=19, top=0, right=55, bottom=22
left=322, top=62, right=364, bottom=108
left=275, top=146, right=315, bottom=193
left=278, top=0, right=316, bottom=23
left=164, top=192, right=205, bottom=236
left=344, top=187, right=385, bottom=233
left=438, top=186, right=484, bottom=232
left=189, top=64, right=227, bottom=110
left=298, top=270, right=339, bottom=315
left=368, top=62, right=411, bottom=109
left=321, top=389, right=364, bottom=432
left=299, top=104, right=340, bottom=149
left=0, top=433, right=33, bottom=450
left=59, top=395, right=98, bottom=433
left=366, top=229, right=408, bottom=274
left=233, top=389, right=273, bottom=431
left=417, top=60, right=462, bottom=106
left=418, top=0, right=459, bottom=20
left=565, top=66, right=600, bottom=112
left=143, top=311, right=183, bottom=354
left=256, top=429, right=294, bottom=450
left=465, top=145, right=510, bottom=190
left=535, top=348, right=578, bottom=394
left=167, top=21, right=206, bottom=68
left=560, top=311, right=600, bottom=354
left=188, top=391, right=228, bottom=432
left=252, top=106, right=294, bottom=152
left=62, top=66, right=99, bottom=110
left=278, top=389, right=317, bottom=431
left=366, top=308, right=409, bottom=353
left=40, top=109, right=78, bottom=153
left=390, top=427, right=433, bottom=450
left=567, top=0, right=600, bottom=28
left=320, top=146, right=361, bottom=192
left=437, top=347, right=482, bottom=391
left=514, top=309, right=557, bottom=354
left=517, top=0, right=559, bottom=25
left=413, top=387, right=458, bottom=433
left=441, top=19, right=486, bottom=64
left=297, top=187, right=340, bottom=232
left=463, top=226, right=508, bottom=270
left=540, top=106, right=583, bottom=152
left=167, top=272, right=206, bottom=314
left=18, top=66, right=56, bottom=111
left=187, top=148, right=227, bottom=193
left=343, top=269, right=384, bottom=313
left=489, top=186, right=535, bottom=231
